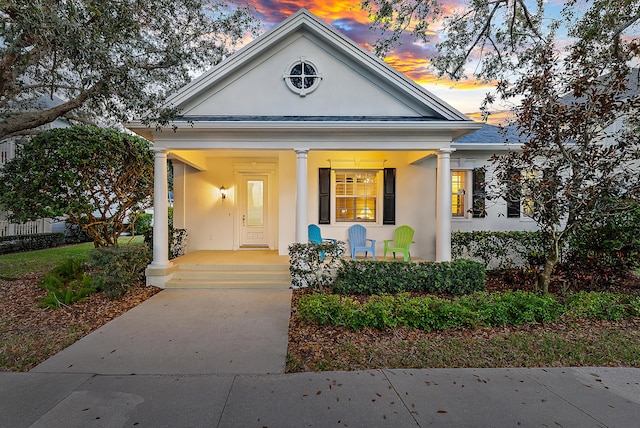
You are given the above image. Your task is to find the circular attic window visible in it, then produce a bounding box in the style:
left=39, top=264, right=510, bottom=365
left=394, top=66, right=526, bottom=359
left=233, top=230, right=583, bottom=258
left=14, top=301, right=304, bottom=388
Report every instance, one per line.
left=283, top=57, right=322, bottom=97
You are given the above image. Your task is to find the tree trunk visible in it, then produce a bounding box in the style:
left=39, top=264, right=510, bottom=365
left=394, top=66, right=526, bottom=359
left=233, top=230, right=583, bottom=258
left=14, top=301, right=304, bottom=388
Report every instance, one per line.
left=537, top=248, right=559, bottom=293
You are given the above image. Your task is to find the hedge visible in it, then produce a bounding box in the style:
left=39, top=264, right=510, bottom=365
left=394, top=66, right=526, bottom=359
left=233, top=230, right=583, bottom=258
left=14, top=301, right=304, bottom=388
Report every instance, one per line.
left=331, top=259, right=485, bottom=296
left=0, top=233, right=65, bottom=255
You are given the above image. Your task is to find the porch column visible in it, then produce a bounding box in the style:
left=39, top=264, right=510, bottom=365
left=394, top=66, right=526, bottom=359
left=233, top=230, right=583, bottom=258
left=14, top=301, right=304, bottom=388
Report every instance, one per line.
left=150, top=147, right=172, bottom=269
left=436, top=148, right=455, bottom=262
left=295, top=149, right=309, bottom=243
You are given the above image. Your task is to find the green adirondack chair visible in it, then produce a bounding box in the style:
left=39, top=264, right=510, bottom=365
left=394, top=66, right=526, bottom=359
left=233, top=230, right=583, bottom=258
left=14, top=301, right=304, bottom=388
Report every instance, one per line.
left=383, top=225, right=414, bottom=261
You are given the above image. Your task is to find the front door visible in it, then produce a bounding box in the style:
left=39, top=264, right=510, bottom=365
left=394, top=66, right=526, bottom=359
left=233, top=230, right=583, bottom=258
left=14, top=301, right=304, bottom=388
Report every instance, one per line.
left=239, top=175, right=269, bottom=248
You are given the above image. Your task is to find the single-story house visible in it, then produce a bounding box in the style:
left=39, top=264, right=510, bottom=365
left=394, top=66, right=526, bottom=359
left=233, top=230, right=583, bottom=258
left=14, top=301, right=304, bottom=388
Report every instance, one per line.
left=128, top=9, right=529, bottom=288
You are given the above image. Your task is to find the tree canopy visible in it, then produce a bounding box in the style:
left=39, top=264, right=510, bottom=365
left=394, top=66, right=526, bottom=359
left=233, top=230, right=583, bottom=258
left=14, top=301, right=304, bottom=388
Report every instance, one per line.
left=0, top=126, right=154, bottom=247
left=0, top=0, right=259, bottom=139
left=363, top=0, right=640, bottom=291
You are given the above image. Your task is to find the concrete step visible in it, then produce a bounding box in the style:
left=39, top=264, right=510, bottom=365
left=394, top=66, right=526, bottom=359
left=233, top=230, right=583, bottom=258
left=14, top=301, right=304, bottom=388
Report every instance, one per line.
left=172, top=270, right=291, bottom=281
left=165, top=278, right=291, bottom=289
left=166, top=263, right=291, bottom=289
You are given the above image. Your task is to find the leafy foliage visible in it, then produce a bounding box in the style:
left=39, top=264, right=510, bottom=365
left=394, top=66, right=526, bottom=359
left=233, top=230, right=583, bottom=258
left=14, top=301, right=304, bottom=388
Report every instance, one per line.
left=0, top=233, right=65, bottom=255
left=39, top=259, right=96, bottom=308
left=131, top=213, right=153, bottom=236
left=288, top=242, right=346, bottom=289
left=89, top=245, right=152, bottom=297
left=564, top=199, right=640, bottom=286
left=452, top=231, right=546, bottom=270
left=298, top=291, right=564, bottom=331
left=0, top=0, right=259, bottom=138
left=0, top=126, right=153, bottom=247
left=332, top=259, right=485, bottom=296
left=363, top=1, right=640, bottom=293
left=298, top=290, right=638, bottom=331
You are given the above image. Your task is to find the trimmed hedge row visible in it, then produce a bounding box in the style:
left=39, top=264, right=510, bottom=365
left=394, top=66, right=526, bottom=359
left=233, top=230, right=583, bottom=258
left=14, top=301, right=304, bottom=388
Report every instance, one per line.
left=298, top=291, right=640, bottom=331
left=0, top=233, right=65, bottom=255
left=332, top=259, right=485, bottom=296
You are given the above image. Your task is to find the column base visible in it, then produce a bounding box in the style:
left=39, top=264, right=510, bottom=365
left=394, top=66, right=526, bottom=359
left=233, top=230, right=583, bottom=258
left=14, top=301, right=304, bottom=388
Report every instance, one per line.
left=145, top=262, right=177, bottom=288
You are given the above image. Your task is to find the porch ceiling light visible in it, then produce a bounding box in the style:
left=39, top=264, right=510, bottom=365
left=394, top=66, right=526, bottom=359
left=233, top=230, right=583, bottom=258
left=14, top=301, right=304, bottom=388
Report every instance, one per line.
left=220, top=186, right=227, bottom=200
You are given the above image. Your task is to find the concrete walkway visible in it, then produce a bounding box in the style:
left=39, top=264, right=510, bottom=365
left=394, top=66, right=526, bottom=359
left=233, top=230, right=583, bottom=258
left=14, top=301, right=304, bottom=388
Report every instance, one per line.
left=2, top=289, right=640, bottom=427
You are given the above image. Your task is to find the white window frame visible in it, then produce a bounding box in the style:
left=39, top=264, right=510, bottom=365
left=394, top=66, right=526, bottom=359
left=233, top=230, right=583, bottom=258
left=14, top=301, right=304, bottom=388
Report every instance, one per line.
left=332, top=169, right=383, bottom=224
left=451, top=169, right=472, bottom=220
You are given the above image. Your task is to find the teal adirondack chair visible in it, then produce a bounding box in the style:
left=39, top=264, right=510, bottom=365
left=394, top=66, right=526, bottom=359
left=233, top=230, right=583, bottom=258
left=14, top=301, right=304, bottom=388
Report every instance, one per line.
left=348, top=224, right=376, bottom=260
left=383, top=225, right=414, bottom=261
left=308, top=224, right=336, bottom=261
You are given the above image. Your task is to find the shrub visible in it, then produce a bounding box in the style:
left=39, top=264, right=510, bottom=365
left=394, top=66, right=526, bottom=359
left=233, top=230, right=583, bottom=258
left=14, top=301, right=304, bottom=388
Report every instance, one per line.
left=564, top=291, right=640, bottom=321
left=564, top=201, right=640, bottom=287
left=0, top=233, right=65, bottom=255
left=452, top=231, right=545, bottom=270
left=288, top=241, right=346, bottom=289
left=132, top=213, right=152, bottom=236
left=143, top=227, right=188, bottom=259
left=332, top=259, right=485, bottom=296
left=39, top=258, right=96, bottom=308
left=89, top=245, right=152, bottom=297
left=297, top=290, right=563, bottom=331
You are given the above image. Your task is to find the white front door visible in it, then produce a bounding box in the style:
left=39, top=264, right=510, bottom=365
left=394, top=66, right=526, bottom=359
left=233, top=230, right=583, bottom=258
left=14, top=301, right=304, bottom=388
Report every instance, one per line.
left=239, top=175, right=269, bottom=248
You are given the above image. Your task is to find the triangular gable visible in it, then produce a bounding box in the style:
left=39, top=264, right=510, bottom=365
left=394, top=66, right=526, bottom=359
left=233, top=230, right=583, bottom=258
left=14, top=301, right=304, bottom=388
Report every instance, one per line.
left=166, top=9, right=469, bottom=122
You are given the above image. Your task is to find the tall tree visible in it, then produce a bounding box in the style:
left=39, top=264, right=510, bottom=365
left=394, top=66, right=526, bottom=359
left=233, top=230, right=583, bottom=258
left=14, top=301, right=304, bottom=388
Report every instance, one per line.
left=363, top=0, right=640, bottom=291
left=0, top=126, right=154, bottom=247
left=0, top=0, right=259, bottom=139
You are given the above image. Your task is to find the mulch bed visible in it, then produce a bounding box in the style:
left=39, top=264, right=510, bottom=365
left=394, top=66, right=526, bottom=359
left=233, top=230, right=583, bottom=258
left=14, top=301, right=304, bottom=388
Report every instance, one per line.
left=0, top=274, right=160, bottom=372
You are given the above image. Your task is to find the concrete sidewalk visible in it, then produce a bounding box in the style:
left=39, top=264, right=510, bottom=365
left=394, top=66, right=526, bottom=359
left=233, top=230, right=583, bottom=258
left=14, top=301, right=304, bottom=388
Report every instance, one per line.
left=2, top=368, right=640, bottom=427
left=2, top=289, right=640, bottom=427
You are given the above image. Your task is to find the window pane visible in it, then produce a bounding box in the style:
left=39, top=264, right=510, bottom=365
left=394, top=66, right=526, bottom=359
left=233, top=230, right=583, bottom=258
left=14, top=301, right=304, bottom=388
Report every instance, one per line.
left=451, top=170, right=466, bottom=217
left=334, top=170, right=378, bottom=222
left=247, top=180, right=264, bottom=226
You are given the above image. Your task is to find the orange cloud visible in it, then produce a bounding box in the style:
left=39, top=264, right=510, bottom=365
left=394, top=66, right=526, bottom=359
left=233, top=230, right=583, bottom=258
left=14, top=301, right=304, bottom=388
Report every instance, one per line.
left=466, top=110, right=514, bottom=126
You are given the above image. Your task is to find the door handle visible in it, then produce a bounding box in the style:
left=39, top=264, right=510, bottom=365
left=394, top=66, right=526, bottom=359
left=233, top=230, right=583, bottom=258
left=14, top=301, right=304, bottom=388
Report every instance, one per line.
left=242, top=215, right=245, bottom=226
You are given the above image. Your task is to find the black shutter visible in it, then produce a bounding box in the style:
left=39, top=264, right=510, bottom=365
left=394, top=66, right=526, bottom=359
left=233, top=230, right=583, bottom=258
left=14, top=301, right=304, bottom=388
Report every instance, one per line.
left=318, top=168, right=331, bottom=224
left=383, top=168, right=396, bottom=225
left=472, top=168, right=486, bottom=218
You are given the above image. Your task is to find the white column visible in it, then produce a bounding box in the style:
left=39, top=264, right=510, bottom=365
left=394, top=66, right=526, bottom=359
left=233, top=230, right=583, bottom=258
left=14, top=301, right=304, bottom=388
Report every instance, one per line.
left=150, top=148, right=172, bottom=268
left=295, top=149, right=309, bottom=243
left=436, top=148, right=455, bottom=262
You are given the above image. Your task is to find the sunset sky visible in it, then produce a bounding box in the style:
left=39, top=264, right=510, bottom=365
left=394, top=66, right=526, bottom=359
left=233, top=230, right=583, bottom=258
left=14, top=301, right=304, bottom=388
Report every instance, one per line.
left=240, top=0, right=548, bottom=124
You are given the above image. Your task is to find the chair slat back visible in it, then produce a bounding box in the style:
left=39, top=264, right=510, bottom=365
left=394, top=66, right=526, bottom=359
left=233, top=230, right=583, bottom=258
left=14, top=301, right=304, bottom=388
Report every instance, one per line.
left=394, top=225, right=414, bottom=247
left=308, top=224, right=322, bottom=244
left=348, top=224, right=367, bottom=246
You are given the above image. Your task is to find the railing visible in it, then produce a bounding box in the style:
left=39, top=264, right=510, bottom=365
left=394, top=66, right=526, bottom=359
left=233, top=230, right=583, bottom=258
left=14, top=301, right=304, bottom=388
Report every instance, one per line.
left=0, top=219, right=52, bottom=237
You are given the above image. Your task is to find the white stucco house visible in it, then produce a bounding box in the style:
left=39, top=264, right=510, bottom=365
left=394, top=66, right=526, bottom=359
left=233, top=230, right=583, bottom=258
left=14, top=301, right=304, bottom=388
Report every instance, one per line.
left=129, top=9, right=494, bottom=288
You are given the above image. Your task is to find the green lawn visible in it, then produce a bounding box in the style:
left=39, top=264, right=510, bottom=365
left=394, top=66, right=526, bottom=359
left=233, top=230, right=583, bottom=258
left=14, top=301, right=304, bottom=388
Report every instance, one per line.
left=0, top=236, right=145, bottom=279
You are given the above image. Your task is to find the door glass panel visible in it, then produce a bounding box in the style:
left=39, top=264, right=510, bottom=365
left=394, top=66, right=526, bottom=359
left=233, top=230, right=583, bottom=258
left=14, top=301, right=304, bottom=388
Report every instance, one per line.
left=247, top=180, right=264, bottom=227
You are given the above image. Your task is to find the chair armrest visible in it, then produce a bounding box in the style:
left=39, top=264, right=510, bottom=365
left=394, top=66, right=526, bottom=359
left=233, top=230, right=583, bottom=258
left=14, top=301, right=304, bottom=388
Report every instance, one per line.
left=322, top=238, right=337, bottom=243
left=367, top=239, right=376, bottom=244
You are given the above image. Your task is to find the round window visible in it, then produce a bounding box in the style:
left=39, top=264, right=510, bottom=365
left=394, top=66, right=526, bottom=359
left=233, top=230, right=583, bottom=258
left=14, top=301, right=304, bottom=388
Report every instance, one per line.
left=284, top=58, right=322, bottom=96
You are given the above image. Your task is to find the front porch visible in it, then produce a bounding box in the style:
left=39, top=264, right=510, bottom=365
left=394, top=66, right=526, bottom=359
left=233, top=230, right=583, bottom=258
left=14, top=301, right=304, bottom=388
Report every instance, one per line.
left=165, top=250, right=291, bottom=289
left=158, top=249, right=428, bottom=289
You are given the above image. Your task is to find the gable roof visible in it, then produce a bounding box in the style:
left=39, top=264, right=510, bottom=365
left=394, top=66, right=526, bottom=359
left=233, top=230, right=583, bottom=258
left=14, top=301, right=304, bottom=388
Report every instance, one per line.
left=166, top=9, right=470, bottom=122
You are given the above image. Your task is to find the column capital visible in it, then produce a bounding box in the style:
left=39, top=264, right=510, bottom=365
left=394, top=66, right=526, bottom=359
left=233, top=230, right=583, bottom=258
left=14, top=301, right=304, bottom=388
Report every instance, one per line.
left=437, top=148, right=456, bottom=156
left=294, top=148, right=309, bottom=155
left=151, top=146, right=169, bottom=154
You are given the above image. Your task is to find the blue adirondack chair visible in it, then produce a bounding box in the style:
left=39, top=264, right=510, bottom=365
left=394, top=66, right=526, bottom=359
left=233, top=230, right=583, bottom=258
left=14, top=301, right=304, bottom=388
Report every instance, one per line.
left=308, top=224, right=336, bottom=261
left=383, top=225, right=414, bottom=261
left=348, top=224, right=376, bottom=260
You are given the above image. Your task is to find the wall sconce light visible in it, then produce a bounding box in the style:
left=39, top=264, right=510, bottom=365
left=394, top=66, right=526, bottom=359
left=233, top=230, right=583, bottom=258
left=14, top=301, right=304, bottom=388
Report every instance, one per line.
left=220, top=186, right=227, bottom=200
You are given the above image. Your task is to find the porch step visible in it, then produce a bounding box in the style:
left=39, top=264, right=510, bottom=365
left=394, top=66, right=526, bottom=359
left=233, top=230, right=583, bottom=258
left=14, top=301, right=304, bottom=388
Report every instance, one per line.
left=165, top=264, right=291, bottom=289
